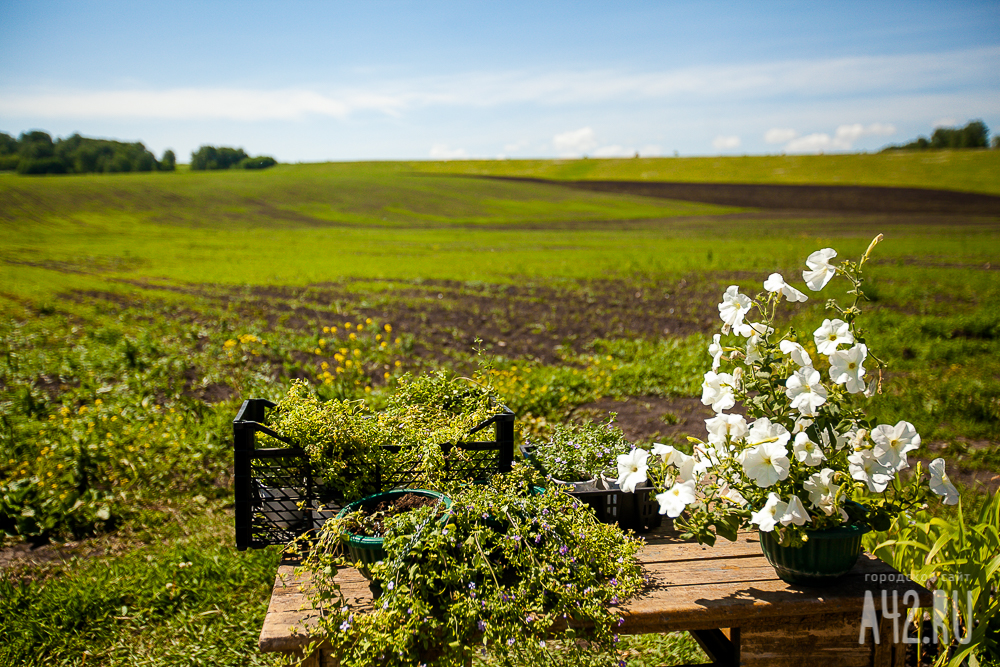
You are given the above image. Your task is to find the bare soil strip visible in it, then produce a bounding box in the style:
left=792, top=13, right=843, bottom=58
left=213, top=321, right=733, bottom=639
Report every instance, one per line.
left=481, top=177, right=1000, bottom=215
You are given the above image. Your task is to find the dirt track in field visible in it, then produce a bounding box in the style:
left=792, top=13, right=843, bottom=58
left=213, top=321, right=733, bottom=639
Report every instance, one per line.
left=483, top=177, right=1000, bottom=216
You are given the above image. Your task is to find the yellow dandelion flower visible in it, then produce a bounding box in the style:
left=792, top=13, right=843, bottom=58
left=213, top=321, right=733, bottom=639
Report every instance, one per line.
left=357, top=323, right=363, bottom=331
left=380, top=341, right=387, bottom=348
left=323, top=326, right=330, bottom=333
left=365, top=318, right=372, bottom=325
left=395, top=337, right=401, bottom=344
left=395, top=361, right=401, bottom=367
left=344, top=322, right=352, bottom=328
left=349, top=333, right=357, bottom=340
left=319, top=338, right=326, bottom=346
left=331, top=326, right=338, bottom=334
left=384, top=324, right=392, bottom=333
left=353, top=349, right=361, bottom=356
left=314, top=348, right=322, bottom=355
left=384, top=372, right=390, bottom=379
left=321, top=361, right=329, bottom=370
left=376, top=334, right=382, bottom=341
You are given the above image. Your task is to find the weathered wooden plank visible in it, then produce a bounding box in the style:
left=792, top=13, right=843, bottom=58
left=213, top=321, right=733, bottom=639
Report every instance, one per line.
left=739, top=611, right=873, bottom=667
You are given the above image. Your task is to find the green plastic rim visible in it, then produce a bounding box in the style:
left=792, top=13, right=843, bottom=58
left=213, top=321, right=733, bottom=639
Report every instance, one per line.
left=759, top=523, right=870, bottom=585
left=337, top=489, right=452, bottom=568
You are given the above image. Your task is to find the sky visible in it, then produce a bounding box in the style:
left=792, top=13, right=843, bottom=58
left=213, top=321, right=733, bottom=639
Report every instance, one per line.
left=1, top=1, right=998, bottom=162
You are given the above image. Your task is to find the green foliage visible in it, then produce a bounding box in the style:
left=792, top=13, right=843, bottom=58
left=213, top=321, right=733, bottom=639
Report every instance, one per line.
left=0, top=508, right=283, bottom=667
left=160, top=149, right=176, bottom=172
left=267, top=371, right=502, bottom=498
left=238, top=156, right=277, bottom=170
left=191, top=146, right=277, bottom=171
left=2, top=130, right=163, bottom=175
left=870, top=492, right=1000, bottom=666
left=884, top=121, right=991, bottom=152
left=526, top=416, right=632, bottom=482
left=303, top=465, right=644, bottom=667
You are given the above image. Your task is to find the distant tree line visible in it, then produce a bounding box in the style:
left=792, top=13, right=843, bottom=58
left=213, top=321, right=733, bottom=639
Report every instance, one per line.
left=882, top=120, right=995, bottom=152
left=189, top=145, right=277, bottom=170
left=0, top=130, right=175, bottom=175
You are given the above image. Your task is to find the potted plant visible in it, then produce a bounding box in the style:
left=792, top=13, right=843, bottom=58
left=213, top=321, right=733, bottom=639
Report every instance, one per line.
left=522, top=416, right=632, bottom=492
left=620, top=235, right=960, bottom=584
left=264, top=371, right=508, bottom=504
left=336, top=488, right=452, bottom=576
left=300, top=464, right=645, bottom=667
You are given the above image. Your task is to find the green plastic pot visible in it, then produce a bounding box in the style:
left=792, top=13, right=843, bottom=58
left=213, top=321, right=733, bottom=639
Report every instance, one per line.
left=337, top=489, right=452, bottom=572
left=759, top=522, right=870, bottom=585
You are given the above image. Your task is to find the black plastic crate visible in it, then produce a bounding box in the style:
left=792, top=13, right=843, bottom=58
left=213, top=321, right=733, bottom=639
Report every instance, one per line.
left=519, top=443, right=662, bottom=533
left=234, top=398, right=515, bottom=550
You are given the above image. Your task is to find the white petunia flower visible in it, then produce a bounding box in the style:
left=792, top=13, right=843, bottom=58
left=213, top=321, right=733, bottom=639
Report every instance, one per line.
left=708, top=334, right=723, bottom=371
left=656, top=480, right=696, bottom=518
left=779, top=340, right=812, bottom=367
left=792, top=431, right=827, bottom=466
left=718, top=286, right=752, bottom=334
left=848, top=450, right=892, bottom=493
left=763, top=272, right=809, bottom=302
left=746, top=417, right=791, bottom=449
left=813, top=318, right=854, bottom=356
left=750, top=493, right=786, bottom=532
left=701, top=371, right=736, bottom=412
left=792, top=418, right=814, bottom=434
left=651, top=442, right=675, bottom=464
left=785, top=366, right=828, bottom=416
left=718, top=482, right=747, bottom=506
left=780, top=495, right=812, bottom=526
left=928, top=458, right=959, bottom=505
left=737, top=322, right=773, bottom=363
left=742, top=440, right=791, bottom=488
left=803, top=468, right=841, bottom=515
left=616, top=448, right=650, bottom=493
left=829, top=343, right=868, bottom=393
left=802, top=248, right=838, bottom=291
left=705, top=413, right=748, bottom=446
left=871, top=421, right=921, bottom=472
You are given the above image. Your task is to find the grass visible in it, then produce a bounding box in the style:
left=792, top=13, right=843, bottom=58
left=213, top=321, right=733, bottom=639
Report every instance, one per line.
left=408, top=150, right=1000, bottom=195
left=1, top=159, right=998, bottom=665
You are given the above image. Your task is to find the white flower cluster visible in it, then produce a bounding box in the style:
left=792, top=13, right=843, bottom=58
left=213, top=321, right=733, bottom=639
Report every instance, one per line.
left=618, top=243, right=959, bottom=538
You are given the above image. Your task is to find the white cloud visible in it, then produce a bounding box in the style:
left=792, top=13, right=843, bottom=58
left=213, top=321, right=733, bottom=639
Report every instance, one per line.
left=553, top=127, right=598, bottom=155
left=764, top=128, right=798, bottom=144
left=593, top=144, right=636, bottom=157
left=712, top=135, right=741, bottom=150
left=1, top=46, right=994, bottom=122
left=783, top=123, right=897, bottom=153
left=639, top=144, right=662, bottom=156
left=428, top=144, right=467, bottom=159
left=933, top=117, right=959, bottom=128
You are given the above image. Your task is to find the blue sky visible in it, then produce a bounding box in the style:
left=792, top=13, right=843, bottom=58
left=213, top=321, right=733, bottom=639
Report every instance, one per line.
left=1, top=1, right=998, bottom=162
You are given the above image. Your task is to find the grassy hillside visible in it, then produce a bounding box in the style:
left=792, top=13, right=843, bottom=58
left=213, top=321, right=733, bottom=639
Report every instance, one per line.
left=408, top=150, right=1000, bottom=195
left=1, top=160, right=998, bottom=666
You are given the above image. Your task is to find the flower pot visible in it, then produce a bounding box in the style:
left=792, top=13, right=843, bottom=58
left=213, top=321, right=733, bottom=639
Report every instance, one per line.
left=337, top=489, right=451, bottom=574
left=758, top=523, right=870, bottom=585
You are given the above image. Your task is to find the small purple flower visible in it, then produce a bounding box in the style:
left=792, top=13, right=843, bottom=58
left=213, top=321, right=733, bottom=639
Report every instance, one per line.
left=507, top=637, right=515, bottom=646
left=387, top=581, right=395, bottom=591
left=559, top=546, right=569, bottom=556
left=442, top=528, right=448, bottom=535
left=478, top=620, right=487, bottom=632
left=468, top=582, right=476, bottom=590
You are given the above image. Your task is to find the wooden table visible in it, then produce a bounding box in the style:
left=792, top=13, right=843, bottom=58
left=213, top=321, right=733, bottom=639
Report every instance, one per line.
left=259, top=528, right=932, bottom=666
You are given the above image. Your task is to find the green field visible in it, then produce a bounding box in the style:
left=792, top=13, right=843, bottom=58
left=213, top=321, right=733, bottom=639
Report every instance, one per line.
left=410, top=149, right=1000, bottom=195
left=1, top=157, right=999, bottom=666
